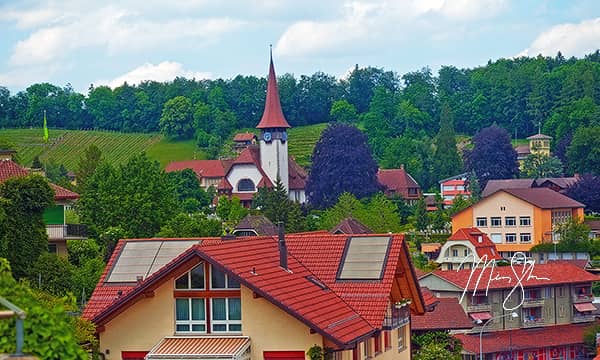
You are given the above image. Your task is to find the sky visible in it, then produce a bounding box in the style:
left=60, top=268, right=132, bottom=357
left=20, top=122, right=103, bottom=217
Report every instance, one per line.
left=1, top=0, right=600, bottom=94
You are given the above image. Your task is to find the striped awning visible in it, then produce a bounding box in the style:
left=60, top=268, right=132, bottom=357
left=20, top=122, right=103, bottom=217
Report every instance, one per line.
left=469, top=312, right=492, bottom=321
left=146, top=336, right=250, bottom=360
left=574, top=302, right=597, bottom=312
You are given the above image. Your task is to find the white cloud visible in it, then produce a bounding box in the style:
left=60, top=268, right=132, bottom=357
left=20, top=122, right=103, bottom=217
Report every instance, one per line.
left=275, top=0, right=507, bottom=57
left=96, top=61, right=212, bottom=88
left=517, top=17, right=600, bottom=58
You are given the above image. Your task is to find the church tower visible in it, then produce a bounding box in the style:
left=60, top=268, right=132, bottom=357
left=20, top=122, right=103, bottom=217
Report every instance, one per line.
left=257, top=52, right=291, bottom=191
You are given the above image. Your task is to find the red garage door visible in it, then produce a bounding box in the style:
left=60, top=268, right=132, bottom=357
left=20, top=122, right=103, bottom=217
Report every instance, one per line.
left=264, top=351, right=305, bottom=360
left=121, top=351, right=148, bottom=360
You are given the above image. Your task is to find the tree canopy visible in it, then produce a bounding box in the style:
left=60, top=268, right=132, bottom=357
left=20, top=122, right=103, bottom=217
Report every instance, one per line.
left=565, top=174, right=600, bottom=213
left=306, top=123, right=381, bottom=208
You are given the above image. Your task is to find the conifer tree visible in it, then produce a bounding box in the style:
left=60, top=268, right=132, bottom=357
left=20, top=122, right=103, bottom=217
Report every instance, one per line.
left=432, top=103, right=462, bottom=180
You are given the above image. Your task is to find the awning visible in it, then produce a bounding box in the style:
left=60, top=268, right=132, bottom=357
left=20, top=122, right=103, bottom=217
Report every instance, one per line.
left=574, top=303, right=597, bottom=312
left=146, top=336, right=250, bottom=360
left=469, top=312, right=493, bottom=321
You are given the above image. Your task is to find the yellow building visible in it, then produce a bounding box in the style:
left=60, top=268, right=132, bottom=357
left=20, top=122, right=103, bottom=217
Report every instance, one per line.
left=83, top=232, right=425, bottom=360
left=451, top=188, right=584, bottom=258
left=527, top=133, right=552, bottom=157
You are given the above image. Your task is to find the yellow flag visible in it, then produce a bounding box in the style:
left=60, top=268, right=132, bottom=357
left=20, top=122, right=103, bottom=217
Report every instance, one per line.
left=43, top=110, right=49, bottom=142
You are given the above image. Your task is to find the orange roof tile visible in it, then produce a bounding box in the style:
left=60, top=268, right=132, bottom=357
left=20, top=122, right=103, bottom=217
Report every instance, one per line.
left=0, top=159, right=28, bottom=181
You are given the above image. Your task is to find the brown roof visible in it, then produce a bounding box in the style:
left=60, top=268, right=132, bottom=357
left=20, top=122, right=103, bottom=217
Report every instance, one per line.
left=586, top=220, right=600, bottom=231
left=411, top=297, right=472, bottom=331
left=233, top=133, right=256, bottom=142
left=421, top=243, right=441, bottom=253
left=527, top=133, right=552, bottom=140
left=502, top=187, right=584, bottom=209
left=535, top=177, right=578, bottom=189
left=49, top=183, right=79, bottom=200
left=377, top=168, right=420, bottom=198
left=234, top=215, right=278, bottom=236
left=515, top=144, right=530, bottom=155
left=165, top=160, right=225, bottom=178
left=256, top=56, right=291, bottom=129
left=232, top=146, right=260, bottom=165
left=482, top=178, right=536, bottom=197
left=330, top=217, right=372, bottom=234
left=288, top=158, right=307, bottom=190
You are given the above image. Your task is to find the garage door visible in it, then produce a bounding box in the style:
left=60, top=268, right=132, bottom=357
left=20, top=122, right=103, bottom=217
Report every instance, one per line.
left=263, top=351, right=305, bottom=360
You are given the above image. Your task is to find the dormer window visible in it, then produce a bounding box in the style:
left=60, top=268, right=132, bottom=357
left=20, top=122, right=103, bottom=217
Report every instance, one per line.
left=237, top=178, right=256, bottom=192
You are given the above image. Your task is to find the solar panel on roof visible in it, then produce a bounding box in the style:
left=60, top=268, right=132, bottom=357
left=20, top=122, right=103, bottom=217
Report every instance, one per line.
left=106, top=240, right=200, bottom=283
left=337, top=236, right=391, bottom=280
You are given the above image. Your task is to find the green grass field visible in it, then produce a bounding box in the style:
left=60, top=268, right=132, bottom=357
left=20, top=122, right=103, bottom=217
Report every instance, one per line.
left=0, top=123, right=327, bottom=171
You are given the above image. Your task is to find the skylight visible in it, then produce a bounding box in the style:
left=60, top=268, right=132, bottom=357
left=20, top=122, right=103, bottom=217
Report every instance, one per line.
left=337, top=236, right=392, bottom=280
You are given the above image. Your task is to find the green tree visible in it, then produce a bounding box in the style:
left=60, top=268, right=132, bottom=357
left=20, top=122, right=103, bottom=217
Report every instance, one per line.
left=448, top=194, right=470, bottom=217
left=554, top=218, right=591, bottom=246
left=75, top=144, right=102, bottom=192
left=412, top=331, right=462, bottom=360
left=216, top=196, right=249, bottom=233
left=429, top=193, right=448, bottom=231
left=253, top=178, right=306, bottom=233
left=432, top=103, right=462, bottom=181
left=27, top=253, right=75, bottom=296
left=412, top=197, right=429, bottom=232
left=567, top=126, right=600, bottom=175
left=329, top=99, right=358, bottom=123
left=159, top=96, right=194, bottom=139
left=522, top=153, right=563, bottom=178
left=157, top=213, right=222, bottom=237
left=0, top=175, right=54, bottom=279
left=362, top=193, right=401, bottom=233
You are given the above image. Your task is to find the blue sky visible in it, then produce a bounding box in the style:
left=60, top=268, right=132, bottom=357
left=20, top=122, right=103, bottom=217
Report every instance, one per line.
left=1, top=0, right=600, bottom=94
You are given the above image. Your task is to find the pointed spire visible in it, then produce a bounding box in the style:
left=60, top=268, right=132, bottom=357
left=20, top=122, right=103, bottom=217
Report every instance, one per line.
left=256, top=49, right=291, bottom=129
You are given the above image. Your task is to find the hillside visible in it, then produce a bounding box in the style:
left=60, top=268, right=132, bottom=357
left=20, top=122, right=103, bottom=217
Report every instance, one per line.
left=0, top=123, right=327, bottom=170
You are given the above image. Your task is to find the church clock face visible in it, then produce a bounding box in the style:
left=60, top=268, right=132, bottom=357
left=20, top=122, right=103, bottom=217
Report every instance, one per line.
left=263, top=132, right=272, bottom=142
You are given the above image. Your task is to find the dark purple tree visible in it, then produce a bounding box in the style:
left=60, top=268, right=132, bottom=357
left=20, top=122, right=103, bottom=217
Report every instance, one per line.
left=306, top=123, right=381, bottom=208
left=565, top=174, right=600, bottom=214
left=554, top=131, right=572, bottom=174
left=464, top=125, right=519, bottom=189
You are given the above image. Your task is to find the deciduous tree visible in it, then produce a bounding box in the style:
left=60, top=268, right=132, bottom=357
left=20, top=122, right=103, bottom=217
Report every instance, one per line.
left=159, top=96, right=194, bottom=139
left=565, top=174, right=600, bottom=213
left=522, top=153, right=563, bottom=178
left=567, top=125, right=600, bottom=175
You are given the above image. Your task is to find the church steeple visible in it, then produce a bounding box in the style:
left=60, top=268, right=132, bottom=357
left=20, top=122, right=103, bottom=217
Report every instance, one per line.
left=256, top=49, right=291, bottom=129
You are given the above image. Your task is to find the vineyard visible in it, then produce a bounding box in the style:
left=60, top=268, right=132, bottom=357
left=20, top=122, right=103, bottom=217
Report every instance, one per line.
left=287, top=123, right=328, bottom=168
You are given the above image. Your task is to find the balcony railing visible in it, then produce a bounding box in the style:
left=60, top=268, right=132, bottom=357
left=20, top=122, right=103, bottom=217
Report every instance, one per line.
left=383, top=304, right=410, bottom=330
left=467, top=303, right=492, bottom=312
left=46, top=224, right=87, bottom=239
left=573, top=294, right=593, bottom=303
left=573, top=314, right=595, bottom=323
left=522, top=318, right=544, bottom=328
left=522, top=298, right=545, bottom=308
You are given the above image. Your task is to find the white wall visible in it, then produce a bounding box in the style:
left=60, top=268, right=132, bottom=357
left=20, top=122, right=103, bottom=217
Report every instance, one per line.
left=227, top=164, right=263, bottom=193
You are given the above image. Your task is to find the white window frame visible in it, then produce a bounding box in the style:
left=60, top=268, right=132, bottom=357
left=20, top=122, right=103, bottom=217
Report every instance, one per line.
left=505, top=217, right=516, bottom=227
left=491, top=217, right=502, bottom=227
left=476, top=217, right=487, bottom=227
left=520, top=216, right=531, bottom=226
left=506, top=233, right=516, bottom=243
left=211, top=297, right=242, bottom=333
left=520, top=233, right=531, bottom=243
left=175, top=298, right=206, bottom=333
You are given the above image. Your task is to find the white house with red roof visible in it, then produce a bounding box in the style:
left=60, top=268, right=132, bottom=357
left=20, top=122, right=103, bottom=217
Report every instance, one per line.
left=166, top=56, right=307, bottom=206
left=83, top=232, right=426, bottom=360
left=0, top=155, right=84, bottom=256
left=435, top=227, right=502, bottom=271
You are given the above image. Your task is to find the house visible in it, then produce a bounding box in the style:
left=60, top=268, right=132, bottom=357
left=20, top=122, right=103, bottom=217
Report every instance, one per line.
left=232, top=133, right=257, bottom=151
left=330, top=217, right=372, bottom=235
left=515, top=132, right=552, bottom=169
left=377, top=166, right=421, bottom=202
left=482, top=177, right=578, bottom=197
left=451, top=188, right=585, bottom=258
left=410, top=294, right=472, bottom=334
left=435, top=228, right=502, bottom=271
left=83, top=232, right=426, bottom=360
left=587, top=220, right=600, bottom=240
left=420, top=243, right=441, bottom=261
left=0, top=157, right=85, bottom=256
left=419, top=262, right=598, bottom=359
left=166, top=55, right=307, bottom=206
left=232, top=215, right=278, bottom=237
left=439, top=173, right=471, bottom=207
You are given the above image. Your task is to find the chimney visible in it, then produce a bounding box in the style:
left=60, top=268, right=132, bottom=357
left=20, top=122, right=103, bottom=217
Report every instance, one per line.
left=278, top=222, right=288, bottom=270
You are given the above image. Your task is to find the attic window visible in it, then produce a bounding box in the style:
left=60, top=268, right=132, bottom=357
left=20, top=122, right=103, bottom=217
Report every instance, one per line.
left=237, top=179, right=255, bottom=192
left=336, top=236, right=392, bottom=281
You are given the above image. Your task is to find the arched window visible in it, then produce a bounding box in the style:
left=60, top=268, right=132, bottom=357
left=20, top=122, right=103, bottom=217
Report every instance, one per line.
left=237, top=179, right=255, bottom=192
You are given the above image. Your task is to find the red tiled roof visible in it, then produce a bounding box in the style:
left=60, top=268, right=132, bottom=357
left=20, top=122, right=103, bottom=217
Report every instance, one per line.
left=442, top=179, right=466, bottom=186
left=257, top=176, right=273, bottom=188
left=455, top=323, right=590, bottom=355
left=232, top=147, right=259, bottom=165
left=0, top=159, right=28, bottom=181
left=233, top=133, right=256, bottom=142
left=217, top=177, right=232, bottom=191
left=288, top=158, right=307, bottom=190
left=330, top=217, right=372, bottom=234
left=421, top=243, right=441, bottom=253
left=431, top=262, right=598, bottom=291
left=411, top=297, right=472, bottom=331
left=49, top=183, right=79, bottom=200
left=256, top=57, right=291, bottom=129
left=447, top=227, right=502, bottom=260
left=502, top=188, right=584, bottom=209
left=231, top=192, right=255, bottom=201
left=377, top=168, right=420, bottom=198
left=419, top=287, right=440, bottom=308
left=482, top=179, right=536, bottom=197
left=165, top=160, right=225, bottom=178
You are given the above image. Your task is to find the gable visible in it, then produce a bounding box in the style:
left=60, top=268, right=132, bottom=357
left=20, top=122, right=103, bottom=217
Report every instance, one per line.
left=418, top=273, right=463, bottom=293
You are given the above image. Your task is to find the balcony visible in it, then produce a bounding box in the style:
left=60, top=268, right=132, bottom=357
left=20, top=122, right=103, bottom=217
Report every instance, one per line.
left=522, top=298, right=545, bottom=308
left=467, top=304, right=492, bottom=312
left=47, top=224, right=88, bottom=240
left=383, top=304, right=410, bottom=330
left=522, top=318, right=545, bottom=328
left=573, top=294, right=593, bottom=304
left=573, top=314, right=596, bottom=323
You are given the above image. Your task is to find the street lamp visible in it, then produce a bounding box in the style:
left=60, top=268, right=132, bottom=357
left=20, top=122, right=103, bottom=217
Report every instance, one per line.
left=478, top=312, right=518, bottom=360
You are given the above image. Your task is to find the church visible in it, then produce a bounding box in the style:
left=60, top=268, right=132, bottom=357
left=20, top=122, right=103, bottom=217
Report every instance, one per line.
left=166, top=55, right=307, bottom=206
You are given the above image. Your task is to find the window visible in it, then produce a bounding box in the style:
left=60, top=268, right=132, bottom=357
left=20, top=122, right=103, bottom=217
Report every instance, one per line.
left=505, top=217, right=516, bottom=226
left=476, top=217, right=487, bottom=227
left=237, top=178, right=255, bottom=192
left=520, top=216, right=531, bottom=226
left=175, top=264, right=205, bottom=290
left=452, top=249, right=458, bottom=257
left=520, top=233, right=531, bottom=243
left=500, top=206, right=506, bottom=211
left=490, top=234, right=502, bottom=244
left=397, top=325, right=406, bottom=352
left=48, top=243, right=57, bottom=254
left=551, top=210, right=571, bottom=225
left=211, top=265, right=240, bottom=289
left=491, top=217, right=501, bottom=227
left=363, top=339, right=372, bottom=359
left=523, top=307, right=542, bottom=322
left=211, top=298, right=241, bottom=332
left=464, top=249, right=469, bottom=257
left=505, top=233, right=516, bottom=243
left=175, top=298, right=206, bottom=332
left=558, top=287, right=565, bottom=297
